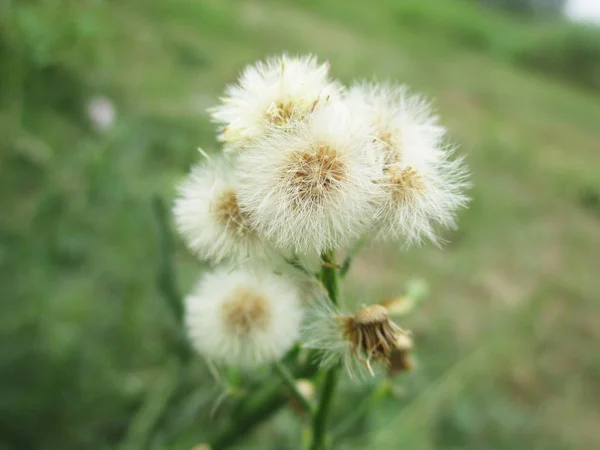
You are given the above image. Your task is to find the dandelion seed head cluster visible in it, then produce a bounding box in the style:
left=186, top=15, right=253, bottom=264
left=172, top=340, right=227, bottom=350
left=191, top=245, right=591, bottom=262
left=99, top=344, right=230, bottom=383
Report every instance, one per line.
left=174, top=54, right=469, bottom=376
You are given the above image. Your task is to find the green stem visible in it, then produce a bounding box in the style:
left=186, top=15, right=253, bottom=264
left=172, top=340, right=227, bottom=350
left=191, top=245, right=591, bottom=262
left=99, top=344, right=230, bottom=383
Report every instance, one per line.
left=274, top=361, right=314, bottom=415
left=320, top=251, right=340, bottom=306
left=340, top=237, right=367, bottom=278
left=310, top=369, right=340, bottom=450
left=209, top=361, right=318, bottom=449
left=310, top=250, right=341, bottom=450
left=210, top=381, right=287, bottom=449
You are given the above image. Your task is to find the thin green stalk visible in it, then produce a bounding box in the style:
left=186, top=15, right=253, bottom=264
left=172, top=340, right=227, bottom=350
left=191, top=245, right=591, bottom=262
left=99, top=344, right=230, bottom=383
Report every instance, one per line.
left=320, top=251, right=340, bottom=306
left=310, top=369, right=340, bottom=450
left=152, top=195, right=192, bottom=361
left=274, top=361, right=314, bottom=415
left=331, top=382, right=389, bottom=438
left=209, top=361, right=318, bottom=449
left=285, top=255, right=314, bottom=277
left=152, top=195, right=183, bottom=323
left=125, top=198, right=190, bottom=450
left=340, top=237, right=367, bottom=278
left=310, top=250, right=341, bottom=450
left=210, top=380, right=287, bottom=449
left=120, top=360, right=180, bottom=450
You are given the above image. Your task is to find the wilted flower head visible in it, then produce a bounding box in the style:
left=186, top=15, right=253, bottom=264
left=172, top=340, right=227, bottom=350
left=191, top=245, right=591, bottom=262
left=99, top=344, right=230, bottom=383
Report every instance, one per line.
left=302, top=296, right=411, bottom=379
left=185, top=267, right=303, bottom=368
left=346, top=82, right=470, bottom=245
left=387, top=334, right=414, bottom=376
left=210, top=54, right=341, bottom=150
left=173, top=155, right=271, bottom=263
left=237, top=100, right=383, bottom=255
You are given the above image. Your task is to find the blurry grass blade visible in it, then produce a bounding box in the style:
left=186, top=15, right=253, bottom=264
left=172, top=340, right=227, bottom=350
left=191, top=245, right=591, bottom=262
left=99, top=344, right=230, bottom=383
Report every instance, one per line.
left=340, top=236, right=367, bottom=277
left=119, top=360, right=180, bottom=450
left=152, top=195, right=183, bottom=323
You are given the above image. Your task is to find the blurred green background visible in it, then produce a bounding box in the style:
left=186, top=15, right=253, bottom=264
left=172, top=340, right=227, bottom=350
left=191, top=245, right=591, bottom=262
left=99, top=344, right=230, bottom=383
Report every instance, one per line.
left=2, top=0, right=600, bottom=448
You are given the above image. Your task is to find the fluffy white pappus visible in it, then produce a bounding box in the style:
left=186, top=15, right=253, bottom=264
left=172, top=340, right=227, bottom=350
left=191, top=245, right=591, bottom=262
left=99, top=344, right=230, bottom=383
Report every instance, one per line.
left=236, top=100, right=384, bottom=255
left=185, top=267, right=303, bottom=368
left=300, top=296, right=369, bottom=380
left=377, top=150, right=471, bottom=246
left=301, top=294, right=351, bottom=363
left=345, top=82, right=445, bottom=167
left=346, top=82, right=470, bottom=246
left=173, top=156, right=272, bottom=263
left=209, top=54, right=342, bottom=150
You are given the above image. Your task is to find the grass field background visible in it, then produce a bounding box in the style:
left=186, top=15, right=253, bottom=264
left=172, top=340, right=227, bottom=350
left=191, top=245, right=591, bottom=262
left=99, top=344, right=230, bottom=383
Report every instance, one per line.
left=2, top=0, right=600, bottom=448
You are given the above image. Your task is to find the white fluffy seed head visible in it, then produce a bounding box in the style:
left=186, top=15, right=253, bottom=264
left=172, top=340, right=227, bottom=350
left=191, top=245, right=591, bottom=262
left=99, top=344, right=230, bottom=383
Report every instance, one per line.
left=209, top=54, right=342, bottom=151
left=236, top=100, right=384, bottom=255
left=378, top=153, right=471, bottom=246
left=173, top=156, right=273, bottom=263
left=185, top=267, right=303, bottom=368
left=346, top=82, right=470, bottom=246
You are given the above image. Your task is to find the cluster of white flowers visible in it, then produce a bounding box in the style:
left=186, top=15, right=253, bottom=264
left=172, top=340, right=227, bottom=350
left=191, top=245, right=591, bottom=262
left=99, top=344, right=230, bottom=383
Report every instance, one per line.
left=174, top=54, right=469, bottom=375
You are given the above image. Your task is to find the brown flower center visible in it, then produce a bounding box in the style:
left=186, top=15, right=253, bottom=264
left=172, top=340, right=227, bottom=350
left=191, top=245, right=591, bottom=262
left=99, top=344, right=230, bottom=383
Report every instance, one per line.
left=285, top=144, right=346, bottom=204
left=379, top=130, right=395, bottom=151
left=214, top=190, right=251, bottom=236
left=221, top=288, right=271, bottom=336
left=266, top=101, right=297, bottom=125
left=388, top=166, right=425, bottom=204
left=376, top=122, right=401, bottom=166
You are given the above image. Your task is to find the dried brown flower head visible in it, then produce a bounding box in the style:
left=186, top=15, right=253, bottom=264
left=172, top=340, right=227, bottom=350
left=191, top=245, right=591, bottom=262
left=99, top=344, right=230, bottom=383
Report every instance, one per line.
left=339, top=304, right=405, bottom=376
left=303, top=299, right=414, bottom=379
left=387, top=334, right=415, bottom=376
